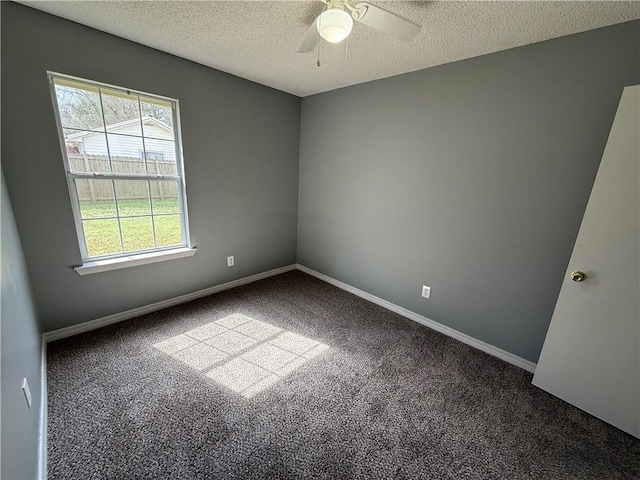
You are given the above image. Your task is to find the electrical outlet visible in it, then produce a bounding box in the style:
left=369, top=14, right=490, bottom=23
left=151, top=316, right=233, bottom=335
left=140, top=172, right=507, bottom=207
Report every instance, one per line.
left=227, top=256, right=234, bottom=267
left=421, top=285, right=431, bottom=299
left=22, top=378, right=32, bottom=409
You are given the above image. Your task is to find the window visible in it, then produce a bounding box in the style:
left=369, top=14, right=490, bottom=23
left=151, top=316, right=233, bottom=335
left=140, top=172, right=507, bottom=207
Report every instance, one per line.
left=49, top=72, right=193, bottom=271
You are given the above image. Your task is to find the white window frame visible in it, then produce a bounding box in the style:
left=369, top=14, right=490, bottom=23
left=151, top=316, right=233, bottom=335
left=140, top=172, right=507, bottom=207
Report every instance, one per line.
left=48, top=72, right=195, bottom=274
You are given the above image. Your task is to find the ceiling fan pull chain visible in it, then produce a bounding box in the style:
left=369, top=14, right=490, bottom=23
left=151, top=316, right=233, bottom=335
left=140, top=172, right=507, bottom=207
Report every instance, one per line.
left=346, top=33, right=350, bottom=60
left=317, top=43, right=321, bottom=67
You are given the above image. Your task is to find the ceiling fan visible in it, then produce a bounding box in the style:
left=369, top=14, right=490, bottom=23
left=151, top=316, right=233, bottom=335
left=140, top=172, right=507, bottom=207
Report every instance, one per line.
left=298, top=0, right=421, bottom=53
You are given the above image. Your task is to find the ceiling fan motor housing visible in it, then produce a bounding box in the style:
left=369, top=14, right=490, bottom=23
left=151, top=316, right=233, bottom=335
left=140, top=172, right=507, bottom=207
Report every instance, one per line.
left=298, top=1, right=420, bottom=54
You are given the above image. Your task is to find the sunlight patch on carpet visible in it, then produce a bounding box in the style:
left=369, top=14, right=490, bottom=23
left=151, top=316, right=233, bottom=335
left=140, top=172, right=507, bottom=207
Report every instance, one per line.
left=153, top=313, right=329, bottom=397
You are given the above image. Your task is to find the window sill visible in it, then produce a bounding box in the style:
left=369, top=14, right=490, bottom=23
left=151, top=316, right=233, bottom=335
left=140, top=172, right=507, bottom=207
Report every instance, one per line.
left=74, top=247, right=197, bottom=275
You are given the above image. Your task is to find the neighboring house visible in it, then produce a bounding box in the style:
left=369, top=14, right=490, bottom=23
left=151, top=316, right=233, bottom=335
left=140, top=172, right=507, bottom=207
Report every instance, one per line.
left=65, top=116, right=176, bottom=162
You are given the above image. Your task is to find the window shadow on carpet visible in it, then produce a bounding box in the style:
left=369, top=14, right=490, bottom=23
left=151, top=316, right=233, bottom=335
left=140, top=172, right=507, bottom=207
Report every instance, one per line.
left=153, top=313, right=329, bottom=398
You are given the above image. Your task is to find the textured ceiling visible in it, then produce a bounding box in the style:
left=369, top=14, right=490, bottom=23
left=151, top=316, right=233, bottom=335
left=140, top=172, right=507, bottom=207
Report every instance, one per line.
left=18, top=1, right=640, bottom=97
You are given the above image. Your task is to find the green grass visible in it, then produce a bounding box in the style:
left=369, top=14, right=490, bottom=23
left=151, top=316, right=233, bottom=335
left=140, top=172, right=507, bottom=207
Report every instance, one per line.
left=80, top=199, right=182, bottom=257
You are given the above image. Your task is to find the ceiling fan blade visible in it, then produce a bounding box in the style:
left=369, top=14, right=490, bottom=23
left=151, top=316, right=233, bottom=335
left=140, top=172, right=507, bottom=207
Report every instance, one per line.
left=298, top=17, right=321, bottom=53
left=351, top=2, right=420, bottom=42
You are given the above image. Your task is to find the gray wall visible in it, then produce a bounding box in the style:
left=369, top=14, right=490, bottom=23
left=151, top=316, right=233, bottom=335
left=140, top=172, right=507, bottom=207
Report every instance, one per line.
left=1, top=170, right=43, bottom=480
left=1, top=3, right=301, bottom=332
left=297, top=21, right=640, bottom=363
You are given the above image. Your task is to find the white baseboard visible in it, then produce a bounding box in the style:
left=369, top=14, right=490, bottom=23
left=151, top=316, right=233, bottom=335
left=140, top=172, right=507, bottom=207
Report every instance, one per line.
left=296, top=264, right=537, bottom=373
left=38, top=337, right=47, bottom=480
left=43, top=264, right=297, bottom=343
left=42, top=261, right=535, bottom=373
left=37, top=260, right=533, bottom=479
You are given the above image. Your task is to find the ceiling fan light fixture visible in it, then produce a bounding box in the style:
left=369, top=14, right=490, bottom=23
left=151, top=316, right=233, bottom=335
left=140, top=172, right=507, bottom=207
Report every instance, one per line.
left=317, top=8, right=353, bottom=43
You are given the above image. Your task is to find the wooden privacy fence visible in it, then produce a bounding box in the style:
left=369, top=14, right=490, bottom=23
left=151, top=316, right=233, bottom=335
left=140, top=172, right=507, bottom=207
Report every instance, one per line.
left=69, top=154, right=178, bottom=202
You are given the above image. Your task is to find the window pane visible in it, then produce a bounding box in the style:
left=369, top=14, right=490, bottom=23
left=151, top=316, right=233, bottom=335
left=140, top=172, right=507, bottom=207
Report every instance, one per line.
left=101, top=88, right=142, bottom=136
left=76, top=179, right=116, bottom=218
left=107, top=134, right=146, bottom=174
left=64, top=130, right=111, bottom=173
left=144, top=138, right=176, bottom=175
left=154, top=215, right=182, bottom=247
left=141, top=98, right=173, bottom=137
left=150, top=180, right=180, bottom=214
left=82, top=219, right=122, bottom=257
left=114, top=180, right=151, bottom=216
left=121, top=217, right=154, bottom=252
left=54, top=82, right=105, bottom=131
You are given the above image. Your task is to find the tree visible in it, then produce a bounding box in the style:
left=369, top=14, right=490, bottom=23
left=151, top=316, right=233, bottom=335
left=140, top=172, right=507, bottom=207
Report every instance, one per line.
left=55, top=85, right=173, bottom=132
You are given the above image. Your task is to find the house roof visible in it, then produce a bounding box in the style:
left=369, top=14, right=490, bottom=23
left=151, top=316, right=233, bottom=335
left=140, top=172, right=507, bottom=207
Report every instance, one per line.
left=65, top=116, right=172, bottom=140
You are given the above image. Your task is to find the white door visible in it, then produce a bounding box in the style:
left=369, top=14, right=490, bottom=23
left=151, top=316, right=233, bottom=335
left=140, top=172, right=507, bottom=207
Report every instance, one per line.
left=533, top=85, right=640, bottom=438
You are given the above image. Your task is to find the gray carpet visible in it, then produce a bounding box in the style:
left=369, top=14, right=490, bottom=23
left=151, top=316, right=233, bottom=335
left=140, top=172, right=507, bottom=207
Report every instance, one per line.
left=47, top=270, right=640, bottom=479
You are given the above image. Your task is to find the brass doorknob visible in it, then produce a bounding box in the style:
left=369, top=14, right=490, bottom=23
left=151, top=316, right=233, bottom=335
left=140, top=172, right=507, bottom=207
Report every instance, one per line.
left=571, top=271, right=586, bottom=282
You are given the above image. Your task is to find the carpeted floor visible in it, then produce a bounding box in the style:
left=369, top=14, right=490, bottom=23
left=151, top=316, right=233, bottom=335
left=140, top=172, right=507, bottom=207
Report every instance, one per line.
left=47, top=270, right=640, bottom=479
